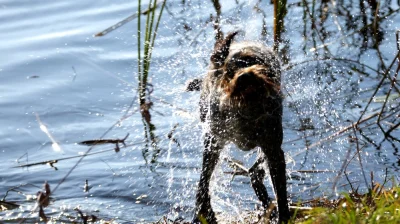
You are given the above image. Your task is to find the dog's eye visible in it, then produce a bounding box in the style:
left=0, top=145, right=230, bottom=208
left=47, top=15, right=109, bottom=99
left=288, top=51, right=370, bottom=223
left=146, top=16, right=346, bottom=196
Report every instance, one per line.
left=233, top=56, right=261, bottom=68
left=234, top=59, right=248, bottom=68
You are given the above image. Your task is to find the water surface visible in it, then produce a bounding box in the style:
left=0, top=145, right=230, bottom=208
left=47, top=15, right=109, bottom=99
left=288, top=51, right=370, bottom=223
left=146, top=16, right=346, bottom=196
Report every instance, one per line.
left=1, top=0, right=399, bottom=223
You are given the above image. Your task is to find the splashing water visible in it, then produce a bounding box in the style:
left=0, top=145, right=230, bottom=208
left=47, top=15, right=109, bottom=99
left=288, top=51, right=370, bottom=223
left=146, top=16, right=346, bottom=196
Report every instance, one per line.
left=1, top=0, right=399, bottom=223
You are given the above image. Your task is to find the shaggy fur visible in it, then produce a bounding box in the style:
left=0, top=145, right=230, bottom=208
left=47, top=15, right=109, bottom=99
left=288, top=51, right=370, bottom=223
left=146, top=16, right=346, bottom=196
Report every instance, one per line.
left=194, top=32, right=290, bottom=223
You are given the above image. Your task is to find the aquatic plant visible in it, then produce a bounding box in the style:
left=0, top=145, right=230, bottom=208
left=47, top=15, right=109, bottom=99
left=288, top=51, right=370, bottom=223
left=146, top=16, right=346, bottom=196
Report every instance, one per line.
left=136, top=0, right=166, bottom=164
left=273, top=0, right=287, bottom=51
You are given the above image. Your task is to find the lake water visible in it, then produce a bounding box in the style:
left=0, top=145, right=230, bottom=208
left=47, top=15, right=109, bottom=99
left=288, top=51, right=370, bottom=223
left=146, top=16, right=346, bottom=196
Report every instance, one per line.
left=1, top=0, right=399, bottom=223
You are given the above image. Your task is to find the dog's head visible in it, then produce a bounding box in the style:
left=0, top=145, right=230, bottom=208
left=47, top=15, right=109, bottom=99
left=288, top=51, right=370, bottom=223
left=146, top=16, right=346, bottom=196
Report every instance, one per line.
left=209, top=32, right=281, bottom=108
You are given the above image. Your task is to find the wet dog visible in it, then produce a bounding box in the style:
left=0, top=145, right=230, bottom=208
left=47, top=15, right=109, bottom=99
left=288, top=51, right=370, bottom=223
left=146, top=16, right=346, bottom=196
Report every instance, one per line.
left=193, top=32, right=290, bottom=223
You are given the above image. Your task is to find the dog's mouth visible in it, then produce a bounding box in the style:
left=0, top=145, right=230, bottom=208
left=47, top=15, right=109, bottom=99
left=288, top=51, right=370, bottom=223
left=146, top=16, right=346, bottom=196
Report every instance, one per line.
left=219, top=65, right=281, bottom=110
left=225, top=71, right=279, bottom=100
left=231, top=72, right=262, bottom=96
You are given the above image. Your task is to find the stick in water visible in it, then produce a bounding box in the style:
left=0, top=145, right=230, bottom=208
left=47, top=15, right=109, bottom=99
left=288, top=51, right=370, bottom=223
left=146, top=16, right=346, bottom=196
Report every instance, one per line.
left=79, top=133, right=130, bottom=152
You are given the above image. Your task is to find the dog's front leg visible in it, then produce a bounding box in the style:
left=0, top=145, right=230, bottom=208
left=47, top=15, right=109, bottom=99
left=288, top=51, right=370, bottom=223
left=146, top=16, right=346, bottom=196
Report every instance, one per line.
left=249, top=156, right=271, bottom=208
left=265, top=144, right=290, bottom=223
left=194, top=133, right=222, bottom=224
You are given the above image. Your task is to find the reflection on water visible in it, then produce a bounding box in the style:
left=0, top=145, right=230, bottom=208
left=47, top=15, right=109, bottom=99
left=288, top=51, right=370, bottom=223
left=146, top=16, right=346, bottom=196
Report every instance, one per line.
left=0, top=0, right=399, bottom=222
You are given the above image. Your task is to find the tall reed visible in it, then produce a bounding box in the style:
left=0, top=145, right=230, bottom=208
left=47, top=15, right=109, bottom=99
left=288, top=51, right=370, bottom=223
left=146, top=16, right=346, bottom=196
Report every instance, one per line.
left=137, top=0, right=166, bottom=164
left=273, top=0, right=287, bottom=52
left=137, top=0, right=166, bottom=105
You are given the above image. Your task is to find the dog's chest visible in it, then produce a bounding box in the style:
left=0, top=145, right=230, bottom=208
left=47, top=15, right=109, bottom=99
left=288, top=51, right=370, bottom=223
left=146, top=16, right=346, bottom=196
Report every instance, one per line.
left=208, top=111, right=272, bottom=150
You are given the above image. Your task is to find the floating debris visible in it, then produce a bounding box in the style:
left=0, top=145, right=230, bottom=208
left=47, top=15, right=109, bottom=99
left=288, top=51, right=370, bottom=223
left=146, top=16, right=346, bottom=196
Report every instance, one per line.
left=0, top=200, right=19, bottom=211
left=83, top=179, right=92, bottom=193
left=27, top=75, right=40, bottom=79
left=79, top=133, right=130, bottom=153
left=75, top=208, right=98, bottom=224
left=36, top=181, right=51, bottom=222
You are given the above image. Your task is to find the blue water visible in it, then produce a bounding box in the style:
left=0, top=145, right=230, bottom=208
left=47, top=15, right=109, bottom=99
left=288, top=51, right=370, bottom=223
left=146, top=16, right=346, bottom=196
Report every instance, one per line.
left=1, top=0, right=399, bottom=223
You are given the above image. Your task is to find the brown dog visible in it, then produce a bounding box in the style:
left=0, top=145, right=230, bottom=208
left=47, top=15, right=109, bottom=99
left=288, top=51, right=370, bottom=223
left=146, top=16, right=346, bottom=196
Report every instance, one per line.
left=193, top=32, right=290, bottom=223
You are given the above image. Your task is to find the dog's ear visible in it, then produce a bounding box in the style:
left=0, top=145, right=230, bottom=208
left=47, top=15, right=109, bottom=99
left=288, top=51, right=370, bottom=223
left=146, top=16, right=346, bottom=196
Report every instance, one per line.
left=210, top=31, right=238, bottom=67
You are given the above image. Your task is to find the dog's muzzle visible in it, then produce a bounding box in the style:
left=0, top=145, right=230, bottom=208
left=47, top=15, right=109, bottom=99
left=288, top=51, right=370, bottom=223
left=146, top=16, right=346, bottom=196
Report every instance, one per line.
left=235, top=72, right=258, bottom=90
left=230, top=71, right=266, bottom=98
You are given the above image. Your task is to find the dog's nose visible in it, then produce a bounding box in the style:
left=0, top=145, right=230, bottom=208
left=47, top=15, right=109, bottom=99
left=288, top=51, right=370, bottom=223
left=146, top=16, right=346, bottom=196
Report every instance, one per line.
left=237, top=72, right=255, bottom=83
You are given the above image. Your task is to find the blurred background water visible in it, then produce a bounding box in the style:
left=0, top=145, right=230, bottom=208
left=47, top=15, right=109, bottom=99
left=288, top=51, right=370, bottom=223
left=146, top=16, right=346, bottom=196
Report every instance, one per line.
left=0, top=0, right=399, bottom=223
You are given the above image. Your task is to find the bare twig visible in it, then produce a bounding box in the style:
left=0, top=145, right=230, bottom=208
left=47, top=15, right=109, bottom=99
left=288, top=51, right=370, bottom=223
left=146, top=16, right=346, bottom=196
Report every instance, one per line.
left=100, top=159, right=117, bottom=181
left=2, top=183, right=41, bottom=202
left=357, top=51, right=400, bottom=123
left=343, top=170, right=355, bottom=193
left=294, top=107, right=399, bottom=159
left=332, top=144, right=353, bottom=191
left=377, top=61, right=400, bottom=135
left=94, top=1, right=160, bottom=37
left=302, top=0, right=331, bottom=55
left=377, top=168, right=389, bottom=195
left=12, top=141, right=145, bottom=169
left=385, top=120, right=400, bottom=137
left=372, top=1, right=386, bottom=71
left=351, top=124, right=370, bottom=190
left=304, top=111, right=379, bottom=152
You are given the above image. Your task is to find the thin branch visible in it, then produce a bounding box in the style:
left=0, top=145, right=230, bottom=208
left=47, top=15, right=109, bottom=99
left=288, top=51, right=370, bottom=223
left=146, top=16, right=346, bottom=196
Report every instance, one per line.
left=303, top=111, right=379, bottom=151
left=12, top=141, right=145, bottom=169
left=377, top=61, right=400, bottom=133
left=94, top=1, right=159, bottom=37
left=352, top=124, right=370, bottom=190
left=332, top=144, right=353, bottom=191
left=357, top=51, right=400, bottom=123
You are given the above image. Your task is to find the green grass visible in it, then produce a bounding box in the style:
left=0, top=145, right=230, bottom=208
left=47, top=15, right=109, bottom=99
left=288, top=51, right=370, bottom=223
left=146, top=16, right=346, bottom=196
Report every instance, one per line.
left=292, top=184, right=400, bottom=224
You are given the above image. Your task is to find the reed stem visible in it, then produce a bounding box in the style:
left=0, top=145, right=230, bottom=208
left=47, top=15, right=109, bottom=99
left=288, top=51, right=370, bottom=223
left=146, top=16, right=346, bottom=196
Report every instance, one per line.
left=273, top=0, right=287, bottom=52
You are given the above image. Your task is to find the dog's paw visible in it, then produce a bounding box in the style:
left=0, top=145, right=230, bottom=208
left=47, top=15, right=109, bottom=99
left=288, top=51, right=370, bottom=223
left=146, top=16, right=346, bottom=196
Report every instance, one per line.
left=191, top=215, right=204, bottom=224
left=192, top=212, right=217, bottom=224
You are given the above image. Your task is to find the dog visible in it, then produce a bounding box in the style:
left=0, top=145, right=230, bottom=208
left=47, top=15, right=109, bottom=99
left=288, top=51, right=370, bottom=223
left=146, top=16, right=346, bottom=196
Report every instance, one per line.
left=193, top=32, right=290, bottom=223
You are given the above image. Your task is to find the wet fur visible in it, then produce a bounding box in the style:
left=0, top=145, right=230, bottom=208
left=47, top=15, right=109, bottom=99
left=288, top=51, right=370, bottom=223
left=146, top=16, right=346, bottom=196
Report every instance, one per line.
left=194, top=32, right=290, bottom=223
